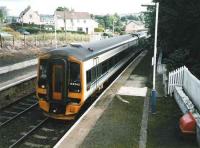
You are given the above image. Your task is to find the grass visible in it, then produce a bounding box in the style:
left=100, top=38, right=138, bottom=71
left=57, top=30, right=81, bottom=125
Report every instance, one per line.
left=147, top=97, right=198, bottom=148
left=131, top=49, right=153, bottom=89
left=0, top=26, right=89, bottom=42
left=0, top=31, right=89, bottom=66
left=143, top=48, right=198, bottom=147
left=130, top=49, right=197, bottom=147
left=80, top=96, right=144, bottom=148
left=23, top=32, right=90, bottom=42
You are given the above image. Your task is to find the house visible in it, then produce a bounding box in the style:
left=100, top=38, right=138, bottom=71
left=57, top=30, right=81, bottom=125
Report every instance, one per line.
left=18, top=6, right=40, bottom=25
left=125, top=21, right=145, bottom=33
left=5, top=16, right=19, bottom=24
left=40, top=14, right=54, bottom=26
left=54, top=10, right=98, bottom=34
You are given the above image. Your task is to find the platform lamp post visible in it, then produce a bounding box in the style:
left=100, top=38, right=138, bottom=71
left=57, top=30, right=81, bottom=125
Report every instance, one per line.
left=142, top=2, right=159, bottom=114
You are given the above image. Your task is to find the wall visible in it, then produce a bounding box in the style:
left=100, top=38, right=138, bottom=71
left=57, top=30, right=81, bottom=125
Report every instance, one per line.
left=22, top=9, right=40, bottom=24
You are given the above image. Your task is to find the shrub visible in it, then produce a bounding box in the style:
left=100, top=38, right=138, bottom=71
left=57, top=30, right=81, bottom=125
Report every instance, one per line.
left=94, top=27, right=104, bottom=32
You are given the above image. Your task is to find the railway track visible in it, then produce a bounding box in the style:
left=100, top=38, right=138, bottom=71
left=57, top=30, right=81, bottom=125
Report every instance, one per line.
left=0, top=94, right=38, bottom=127
left=0, top=49, right=144, bottom=148
left=9, top=117, right=49, bottom=148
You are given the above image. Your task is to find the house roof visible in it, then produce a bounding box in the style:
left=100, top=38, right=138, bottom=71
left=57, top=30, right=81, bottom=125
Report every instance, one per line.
left=44, top=34, right=138, bottom=61
left=126, top=21, right=144, bottom=26
left=55, top=11, right=91, bottom=19
left=19, top=6, right=31, bottom=17
left=19, top=6, right=39, bottom=18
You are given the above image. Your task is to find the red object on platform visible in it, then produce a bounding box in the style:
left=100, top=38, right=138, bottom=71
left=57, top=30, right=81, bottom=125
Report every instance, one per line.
left=179, top=112, right=196, bottom=134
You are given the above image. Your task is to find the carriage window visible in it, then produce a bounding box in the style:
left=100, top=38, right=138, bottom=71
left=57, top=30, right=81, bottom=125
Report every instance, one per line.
left=69, top=62, right=81, bottom=92
left=91, top=67, right=96, bottom=82
left=97, top=64, right=102, bottom=77
left=102, top=61, right=108, bottom=74
left=87, top=70, right=91, bottom=84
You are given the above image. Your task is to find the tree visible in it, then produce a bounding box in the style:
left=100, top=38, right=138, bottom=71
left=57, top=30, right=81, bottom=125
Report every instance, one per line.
left=143, top=0, right=200, bottom=78
left=56, top=7, right=69, bottom=11
left=0, top=10, right=4, bottom=23
left=95, top=13, right=124, bottom=33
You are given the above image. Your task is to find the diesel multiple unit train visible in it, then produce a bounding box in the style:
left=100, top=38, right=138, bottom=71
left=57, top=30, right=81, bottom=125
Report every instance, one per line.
left=36, top=33, right=146, bottom=120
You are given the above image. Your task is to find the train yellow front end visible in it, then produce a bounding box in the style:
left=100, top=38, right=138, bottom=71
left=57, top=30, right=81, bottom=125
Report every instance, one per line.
left=36, top=54, right=84, bottom=120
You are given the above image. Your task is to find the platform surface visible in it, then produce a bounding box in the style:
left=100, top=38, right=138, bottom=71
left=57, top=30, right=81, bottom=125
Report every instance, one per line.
left=0, top=66, right=36, bottom=91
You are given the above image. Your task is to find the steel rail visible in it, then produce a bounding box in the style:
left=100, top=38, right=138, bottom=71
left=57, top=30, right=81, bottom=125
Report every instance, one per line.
left=0, top=102, right=38, bottom=128
left=9, top=117, right=49, bottom=148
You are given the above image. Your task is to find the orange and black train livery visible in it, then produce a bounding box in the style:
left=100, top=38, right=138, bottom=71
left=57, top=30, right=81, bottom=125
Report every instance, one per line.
left=36, top=32, right=147, bottom=120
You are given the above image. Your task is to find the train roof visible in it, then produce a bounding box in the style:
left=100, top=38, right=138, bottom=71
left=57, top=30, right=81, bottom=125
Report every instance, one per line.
left=46, top=34, right=138, bottom=61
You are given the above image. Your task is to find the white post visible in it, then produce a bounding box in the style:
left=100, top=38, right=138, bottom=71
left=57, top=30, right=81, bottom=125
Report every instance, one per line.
left=168, top=72, right=171, bottom=95
left=152, top=2, right=159, bottom=90
left=54, top=15, right=57, bottom=48
left=151, top=2, right=159, bottom=113
left=112, top=19, right=115, bottom=35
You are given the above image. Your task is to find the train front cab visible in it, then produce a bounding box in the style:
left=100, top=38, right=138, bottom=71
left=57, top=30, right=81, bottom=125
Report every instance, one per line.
left=36, top=56, right=84, bottom=120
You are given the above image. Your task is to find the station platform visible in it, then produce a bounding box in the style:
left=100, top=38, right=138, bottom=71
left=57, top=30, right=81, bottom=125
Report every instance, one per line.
left=0, top=63, right=37, bottom=109
left=55, top=50, right=150, bottom=148
left=0, top=70, right=36, bottom=92
left=0, top=64, right=36, bottom=91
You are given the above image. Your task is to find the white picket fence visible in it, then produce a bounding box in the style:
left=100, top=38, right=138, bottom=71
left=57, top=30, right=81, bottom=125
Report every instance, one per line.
left=168, top=66, right=186, bottom=95
left=168, top=66, right=200, bottom=111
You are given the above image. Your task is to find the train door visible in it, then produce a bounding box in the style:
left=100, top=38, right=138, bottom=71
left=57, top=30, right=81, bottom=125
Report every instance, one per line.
left=51, top=59, right=67, bottom=102
left=93, top=57, right=99, bottom=89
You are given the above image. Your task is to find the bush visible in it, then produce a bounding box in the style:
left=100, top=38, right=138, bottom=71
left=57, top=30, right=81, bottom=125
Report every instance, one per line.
left=94, top=27, right=104, bottom=32
left=163, top=48, right=190, bottom=71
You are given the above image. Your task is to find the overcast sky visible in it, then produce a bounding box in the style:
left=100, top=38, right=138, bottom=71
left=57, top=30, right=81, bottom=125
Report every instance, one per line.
left=0, top=0, right=152, bottom=16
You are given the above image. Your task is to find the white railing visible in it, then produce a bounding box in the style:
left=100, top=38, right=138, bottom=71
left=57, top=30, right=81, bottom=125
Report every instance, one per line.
left=0, top=59, right=38, bottom=75
left=168, top=66, right=185, bottom=95
left=168, top=66, right=200, bottom=111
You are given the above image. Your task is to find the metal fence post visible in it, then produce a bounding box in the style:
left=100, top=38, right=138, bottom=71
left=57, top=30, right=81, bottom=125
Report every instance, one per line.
left=13, top=36, right=15, bottom=47
left=35, top=35, right=37, bottom=46
left=24, top=34, right=26, bottom=46
left=0, top=34, right=2, bottom=48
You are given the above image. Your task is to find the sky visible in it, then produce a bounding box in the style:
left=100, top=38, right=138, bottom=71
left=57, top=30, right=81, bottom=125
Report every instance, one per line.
left=0, top=0, right=152, bottom=16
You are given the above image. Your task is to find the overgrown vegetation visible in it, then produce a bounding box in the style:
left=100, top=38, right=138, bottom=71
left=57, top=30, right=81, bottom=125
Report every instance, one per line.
left=0, top=10, right=4, bottom=23
left=94, top=13, right=143, bottom=34
left=8, top=23, right=85, bottom=34
left=143, top=0, right=200, bottom=78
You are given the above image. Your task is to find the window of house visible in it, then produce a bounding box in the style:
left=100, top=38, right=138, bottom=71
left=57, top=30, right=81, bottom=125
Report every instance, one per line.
left=29, top=14, right=32, bottom=19
left=78, top=27, right=83, bottom=32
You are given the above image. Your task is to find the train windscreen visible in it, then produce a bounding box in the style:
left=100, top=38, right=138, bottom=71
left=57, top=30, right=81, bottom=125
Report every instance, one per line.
left=69, top=62, right=81, bottom=93
left=38, top=59, right=48, bottom=88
